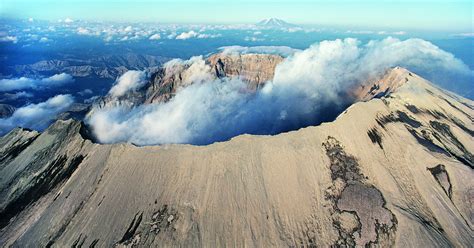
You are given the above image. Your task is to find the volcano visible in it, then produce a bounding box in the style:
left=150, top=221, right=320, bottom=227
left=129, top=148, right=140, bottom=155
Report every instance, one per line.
left=0, top=60, right=472, bottom=246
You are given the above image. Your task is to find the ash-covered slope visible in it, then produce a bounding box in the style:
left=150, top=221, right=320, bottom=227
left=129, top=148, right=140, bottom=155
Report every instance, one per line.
left=0, top=68, right=473, bottom=247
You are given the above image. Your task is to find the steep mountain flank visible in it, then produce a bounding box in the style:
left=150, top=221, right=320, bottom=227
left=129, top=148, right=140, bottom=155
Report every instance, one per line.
left=0, top=68, right=473, bottom=247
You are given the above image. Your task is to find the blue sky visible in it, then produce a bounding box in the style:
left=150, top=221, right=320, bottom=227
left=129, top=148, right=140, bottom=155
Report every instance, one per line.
left=1, top=0, right=473, bottom=31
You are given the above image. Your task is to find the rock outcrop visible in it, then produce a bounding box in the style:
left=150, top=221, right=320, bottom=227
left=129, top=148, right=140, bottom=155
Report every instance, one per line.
left=0, top=68, right=473, bottom=247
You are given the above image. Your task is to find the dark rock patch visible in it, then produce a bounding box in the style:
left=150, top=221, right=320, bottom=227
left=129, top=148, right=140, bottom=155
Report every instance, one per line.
left=79, top=121, right=99, bottom=143
left=396, top=111, right=421, bottom=128
left=71, top=233, right=87, bottom=248
left=322, top=137, right=397, bottom=247
left=427, top=164, right=452, bottom=199
left=118, top=211, right=143, bottom=245
left=427, top=109, right=447, bottom=120
left=405, top=128, right=448, bottom=155
left=376, top=111, right=421, bottom=129
left=441, top=97, right=472, bottom=120
left=89, top=239, right=99, bottom=248
left=367, top=127, right=383, bottom=149
left=337, top=182, right=397, bottom=246
left=405, top=104, right=420, bottom=114
left=448, top=116, right=474, bottom=137
left=373, top=88, right=391, bottom=99
left=429, top=121, right=473, bottom=168
left=322, top=137, right=364, bottom=183
left=149, top=205, right=178, bottom=234
left=214, top=58, right=226, bottom=78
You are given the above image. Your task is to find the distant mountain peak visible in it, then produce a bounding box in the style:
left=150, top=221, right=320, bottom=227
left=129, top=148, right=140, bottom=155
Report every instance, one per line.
left=256, top=18, right=297, bottom=28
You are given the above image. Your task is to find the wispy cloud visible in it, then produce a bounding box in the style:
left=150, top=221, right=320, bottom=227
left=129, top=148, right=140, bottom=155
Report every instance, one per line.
left=0, top=73, right=74, bottom=92
left=0, top=94, right=74, bottom=134
left=108, top=70, right=147, bottom=97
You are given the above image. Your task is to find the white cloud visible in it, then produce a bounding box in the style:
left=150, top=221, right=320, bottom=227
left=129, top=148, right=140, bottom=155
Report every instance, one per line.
left=346, top=30, right=406, bottom=35
left=77, top=27, right=91, bottom=35
left=286, top=27, right=303, bottom=33
left=87, top=38, right=473, bottom=145
left=346, top=30, right=374, bottom=34
left=164, top=56, right=213, bottom=86
left=28, top=17, right=34, bottom=22
left=78, top=89, right=93, bottom=96
left=176, top=30, right=198, bottom=40
left=39, top=37, right=50, bottom=43
left=167, top=32, right=177, bottom=39
left=0, top=94, right=74, bottom=134
left=174, top=30, right=221, bottom=40
left=64, top=17, right=74, bottom=23
left=0, top=35, right=18, bottom=43
left=0, top=73, right=74, bottom=92
left=108, top=70, right=147, bottom=97
left=124, top=26, right=133, bottom=32
left=149, top=33, right=161, bottom=40
left=104, top=36, right=114, bottom=42
left=84, top=95, right=100, bottom=104
left=392, top=31, right=406, bottom=35
left=1, top=91, right=34, bottom=101
left=219, top=45, right=300, bottom=57
left=197, top=33, right=222, bottom=39
left=245, top=36, right=263, bottom=42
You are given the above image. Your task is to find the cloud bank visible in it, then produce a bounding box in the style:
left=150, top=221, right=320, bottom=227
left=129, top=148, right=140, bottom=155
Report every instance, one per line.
left=0, top=94, right=74, bottom=135
left=0, top=73, right=74, bottom=92
left=175, top=30, right=222, bottom=40
left=87, top=37, right=473, bottom=145
left=219, top=45, right=301, bottom=57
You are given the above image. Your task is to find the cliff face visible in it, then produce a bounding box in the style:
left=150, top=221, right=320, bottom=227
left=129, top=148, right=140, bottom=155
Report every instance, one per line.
left=89, top=53, right=284, bottom=114
left=1, top=68, right=473, bottom=247
left=208, top=53, right=284, bottom=90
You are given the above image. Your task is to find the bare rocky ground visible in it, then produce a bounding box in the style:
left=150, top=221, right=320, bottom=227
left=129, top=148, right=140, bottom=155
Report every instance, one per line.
left=0, top=66, right=473, bottom=247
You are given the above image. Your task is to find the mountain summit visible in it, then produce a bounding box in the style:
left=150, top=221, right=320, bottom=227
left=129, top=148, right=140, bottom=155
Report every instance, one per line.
left=256, top=18, right=298, bottom=28
left=0, top=54, right=473, bottom=246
